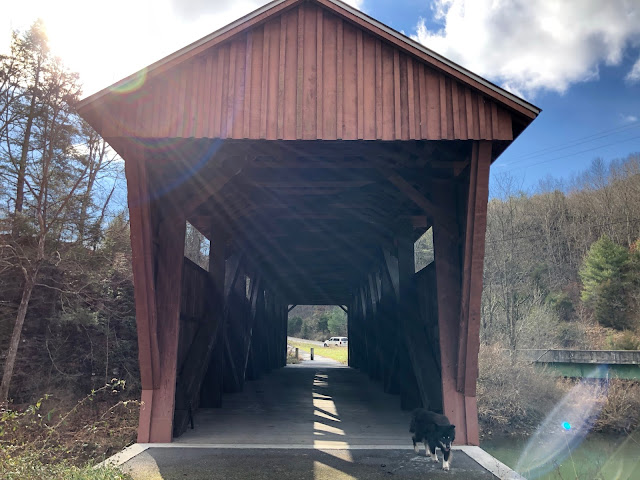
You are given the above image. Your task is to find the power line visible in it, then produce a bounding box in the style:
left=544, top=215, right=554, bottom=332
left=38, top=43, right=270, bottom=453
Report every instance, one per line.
left=503, top=133, right=640, bottom=172
left=504, top=121, right=640, bottom=165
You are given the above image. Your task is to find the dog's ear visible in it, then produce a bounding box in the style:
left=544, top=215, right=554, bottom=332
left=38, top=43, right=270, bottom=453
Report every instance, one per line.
left=448, top=425, right=456, bottom=439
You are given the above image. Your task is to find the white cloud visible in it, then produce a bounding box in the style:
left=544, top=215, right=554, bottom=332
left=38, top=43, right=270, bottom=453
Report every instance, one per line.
left=412, top=0, right=640, bottom=99
left=626, top=56, right=640, bottom=84
left=621, top=114, right=638, bottom=123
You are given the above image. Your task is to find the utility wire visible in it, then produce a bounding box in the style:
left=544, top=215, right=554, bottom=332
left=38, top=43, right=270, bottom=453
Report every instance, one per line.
left=504, top=121, right=640, bottom=165
left=505, top=120, right=640, bottom=164
left=503, top=133, right=640, bottom=172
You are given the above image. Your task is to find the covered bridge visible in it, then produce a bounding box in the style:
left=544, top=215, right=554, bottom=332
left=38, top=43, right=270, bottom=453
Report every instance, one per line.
left=77, top=0, right=539, bottom=446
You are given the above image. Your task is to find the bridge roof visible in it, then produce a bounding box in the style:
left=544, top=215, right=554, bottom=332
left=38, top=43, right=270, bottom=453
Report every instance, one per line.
left=77, top=0, right=539, bottom=304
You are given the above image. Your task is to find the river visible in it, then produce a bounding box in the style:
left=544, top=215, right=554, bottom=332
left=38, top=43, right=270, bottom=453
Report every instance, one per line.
left=482, top=433, right=640, bottom=479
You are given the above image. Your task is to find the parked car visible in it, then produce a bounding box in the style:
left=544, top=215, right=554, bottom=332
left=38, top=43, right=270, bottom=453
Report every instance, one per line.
left=323, top=337, right=348, bottom=347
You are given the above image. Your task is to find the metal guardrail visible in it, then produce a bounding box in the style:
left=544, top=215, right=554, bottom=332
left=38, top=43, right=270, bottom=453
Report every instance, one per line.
left=517, top=349, right=640, bottom=365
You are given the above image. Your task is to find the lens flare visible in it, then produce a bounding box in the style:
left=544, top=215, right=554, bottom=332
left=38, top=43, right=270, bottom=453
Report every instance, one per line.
left=110, top=69, right=148, bottom=94
left=514, top=370, right=606, bottom=479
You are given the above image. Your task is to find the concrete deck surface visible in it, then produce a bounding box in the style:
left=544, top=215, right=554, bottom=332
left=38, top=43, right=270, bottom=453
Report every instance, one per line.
left=119, top=355, right=521, bottom=479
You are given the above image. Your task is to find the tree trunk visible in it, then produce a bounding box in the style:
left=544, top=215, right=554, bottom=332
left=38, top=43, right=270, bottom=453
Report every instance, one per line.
left=13, top=56, right=41, bottom=225
left=0, top=267, right=37, bottom=403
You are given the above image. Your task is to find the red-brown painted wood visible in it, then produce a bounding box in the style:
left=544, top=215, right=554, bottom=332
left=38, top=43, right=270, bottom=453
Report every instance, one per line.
left=88, top=3, right=516, bottom=143
left=147, top=216, right=186, bottom=442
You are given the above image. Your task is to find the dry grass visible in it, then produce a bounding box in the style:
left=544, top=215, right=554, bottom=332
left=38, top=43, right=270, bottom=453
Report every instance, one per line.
left=477, top=344, right=562, bottom=436
left=288, top=341, right=348, bottom=364
left=0, top=380, right=138, bottom=479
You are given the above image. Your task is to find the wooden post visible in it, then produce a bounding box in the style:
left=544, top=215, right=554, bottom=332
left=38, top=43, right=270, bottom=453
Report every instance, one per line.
left=432, top=141, right=491, bottom=446
left=199, top=224, right=228, bottom=408
left=125, top=150, right=186, bottom=443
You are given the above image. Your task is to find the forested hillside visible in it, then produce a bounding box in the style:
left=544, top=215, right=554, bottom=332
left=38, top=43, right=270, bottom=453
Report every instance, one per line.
left=482, top=156, right=640, bottom=352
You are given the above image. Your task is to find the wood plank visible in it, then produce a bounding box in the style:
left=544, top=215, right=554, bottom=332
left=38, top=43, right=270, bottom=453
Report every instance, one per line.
left=497, top=107, right=513, bottom=140
left=233, top=38, right=247, bottom=138
left=451, top=80, right=460, bottom=139
left=223, top=43, right=235, bottom=138
left=343, top=23, right=357, bottom=139
left=393, top=49, right=401, bottom=140
left=260, top=24, right=270, bottom=139
left=296, top=6, right=304, bottom=139
left=357, top=29, right=364, bottom=139
left=266, top=20, right=280, bottom=140
left=337, top=19, right=343, bottom=139
left=243, top=32, right=253, bottom=138
left=176, top=68, right=189, bottom=138
left=363, top=34, right=376, bottom=139
left=491, top=102, right=499, bottom=139
left=381, top=43, right=394, bottom=140
left=407, top=58, right=415, bottom=139
left=213, top=49, right=224, bottom=138
left=375, top=39, right=383, bottom=139
left=203, top=55, right=213, bottom=137
left=316, top=8, right=323, bottom=138
left=399, top=54, right=409, bottom=140
left=284, top=9, right=298, bottom=140
left=478, top=95, right=487, bottom=139
left=425, top=68, right=439, bottom=139
left=439, top=75, right=447, bottom=139
left=278, top=14, right=287, bottom=139
left=250, top=27, right=264, bottom=136
left=322, top=13, right=337, bottom=139
left=465, top=87, right=474, bottom=139
left=418, top=64, right=428, bottom=138
left=303, top=3, right=317, bottom=139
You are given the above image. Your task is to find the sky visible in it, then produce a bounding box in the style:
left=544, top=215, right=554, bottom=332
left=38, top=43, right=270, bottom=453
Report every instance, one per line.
left=2, top=0, right=640, bottom=193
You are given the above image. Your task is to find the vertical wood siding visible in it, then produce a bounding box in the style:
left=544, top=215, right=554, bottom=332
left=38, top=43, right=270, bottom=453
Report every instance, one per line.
left=95, top=3, right=513, bottom=141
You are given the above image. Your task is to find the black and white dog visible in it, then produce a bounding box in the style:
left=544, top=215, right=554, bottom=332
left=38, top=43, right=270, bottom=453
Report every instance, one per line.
left=409, top=409, right=456, bottom=471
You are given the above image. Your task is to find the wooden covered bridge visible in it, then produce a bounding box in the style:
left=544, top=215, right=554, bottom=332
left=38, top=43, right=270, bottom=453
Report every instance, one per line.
left=78, top=0, right=538, bottom=447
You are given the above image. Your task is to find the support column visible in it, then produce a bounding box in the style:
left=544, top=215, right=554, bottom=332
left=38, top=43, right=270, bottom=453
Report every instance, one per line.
left=432, top=141, right=491, bottom=446
left=126, top=149, right=186, bottom=443
left=199, top=225, right=228, bottom=408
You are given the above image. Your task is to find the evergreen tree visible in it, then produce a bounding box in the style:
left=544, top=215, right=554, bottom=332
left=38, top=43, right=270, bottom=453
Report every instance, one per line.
left=579, top=235, right=631, bottom=329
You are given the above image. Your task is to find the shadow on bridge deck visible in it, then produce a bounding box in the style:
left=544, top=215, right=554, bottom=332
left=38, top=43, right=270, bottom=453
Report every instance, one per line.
left=115, top=356, right=521, bottom=479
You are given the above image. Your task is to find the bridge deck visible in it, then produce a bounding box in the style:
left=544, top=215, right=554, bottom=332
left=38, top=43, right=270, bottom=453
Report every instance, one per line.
left=116, top=356, right=520, bottom=479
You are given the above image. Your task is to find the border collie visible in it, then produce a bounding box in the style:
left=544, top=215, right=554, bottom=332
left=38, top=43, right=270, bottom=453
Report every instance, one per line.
left=409, top=409, right=456, bottom=471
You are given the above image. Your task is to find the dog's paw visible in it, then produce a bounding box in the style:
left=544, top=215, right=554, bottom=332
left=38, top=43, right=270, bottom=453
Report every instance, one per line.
left=413, top=444, right=420, bottom=454
left=431, top=455, right=439, bottom=463
left=442, top=461, right=450, bottom=471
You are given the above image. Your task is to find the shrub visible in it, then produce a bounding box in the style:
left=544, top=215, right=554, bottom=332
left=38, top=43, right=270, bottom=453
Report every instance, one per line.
left=608, top=331, right=640, bottom=350
left=477, top=344, right=562, bottom=436
left=594, top=380, right=640, bottom=433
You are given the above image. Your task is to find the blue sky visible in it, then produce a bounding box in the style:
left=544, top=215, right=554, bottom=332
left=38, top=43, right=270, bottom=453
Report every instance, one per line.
left=3, top=0, right=639, bottom=194
left=364, top=0, right=640, bottom=193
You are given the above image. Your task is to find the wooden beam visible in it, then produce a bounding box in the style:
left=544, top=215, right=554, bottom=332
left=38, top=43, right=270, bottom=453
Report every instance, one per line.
left=288, top=304, right=298, bottom=312
left=146, top=216, right=186, bottom=442
left=380, top=166, right=442, bottom=218
left=457, top=142, right=491, bottom=397
left=338, top=305, right=348, bottom=314
left=197, top=223, right=228, bottom=409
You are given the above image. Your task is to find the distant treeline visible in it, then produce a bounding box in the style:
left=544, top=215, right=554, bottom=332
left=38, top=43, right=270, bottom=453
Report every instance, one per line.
left=481, top=154, right=640, bottom=351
